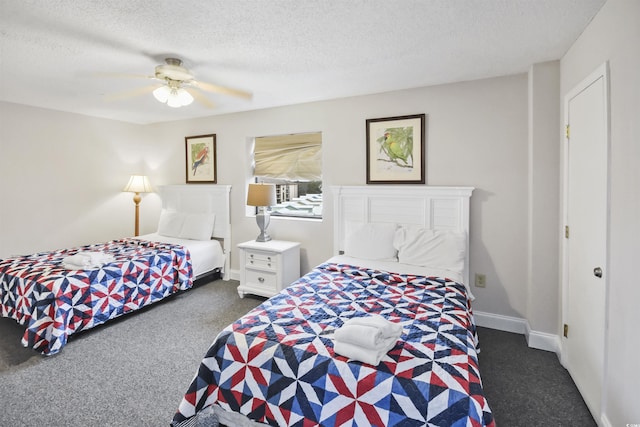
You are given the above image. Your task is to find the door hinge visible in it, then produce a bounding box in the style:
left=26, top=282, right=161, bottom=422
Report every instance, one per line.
left=565, top=225, right=569, bottom=239
left=565, top=124, right=570, bottom=139
left=564, top=324, right=569, bottom=338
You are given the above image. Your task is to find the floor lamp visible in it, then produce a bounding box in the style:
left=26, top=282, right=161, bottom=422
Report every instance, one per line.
left=123, top=175, right=152, bottom=236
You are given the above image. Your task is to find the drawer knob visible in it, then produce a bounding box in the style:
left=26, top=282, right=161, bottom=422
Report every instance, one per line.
left=250, top=260, right=254, bottom=264
left=268, top=263, right=271, bottom=267
left=250, top=254, right=254, bottom=258
left=258, top=277, right=265, bottom=283
left=267, top=256, right=272, bottom=261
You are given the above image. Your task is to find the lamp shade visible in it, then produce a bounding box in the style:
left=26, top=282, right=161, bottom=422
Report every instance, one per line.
left=247, top=183, right=276, bottom=207
left=123, top=175, right=153, bottom=193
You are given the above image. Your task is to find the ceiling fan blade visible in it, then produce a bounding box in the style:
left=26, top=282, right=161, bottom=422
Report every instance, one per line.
left=92, top=72, right=154, bottom=80
left=192, top=80, right=253, bottom=100
left=105, top=85, right=159, bottom=101
left=186, top=88, right=216, bottom=109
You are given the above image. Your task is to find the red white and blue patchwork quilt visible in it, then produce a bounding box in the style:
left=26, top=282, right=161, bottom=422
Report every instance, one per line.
left=0, top=238, right=192, bottom=355
left=173, top=262, right=494, bottom=426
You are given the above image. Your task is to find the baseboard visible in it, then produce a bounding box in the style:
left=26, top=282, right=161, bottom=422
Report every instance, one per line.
left=525, top=324, right=561, bottom=354
left=229, top=269, right=240, bottom=281
left=474, top=310, right=527, bottom=334
left=474, top=311, right=561, bottom=354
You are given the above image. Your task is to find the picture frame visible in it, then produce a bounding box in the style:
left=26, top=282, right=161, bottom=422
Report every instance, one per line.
left=185, top=134, right=217, bottom=184
left=366, top=114, right=426, bottom=184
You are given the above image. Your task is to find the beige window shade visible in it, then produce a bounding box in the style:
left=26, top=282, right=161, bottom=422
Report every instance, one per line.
left=254, top=133, right=322, bottom=181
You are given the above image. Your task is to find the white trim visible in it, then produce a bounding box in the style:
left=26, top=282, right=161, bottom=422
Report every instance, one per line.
left=475, top=310, right=561, bottom=353
left=229, top=269, right=241, bottom=282
left=600, top=414, right=613, bottom=427
left=525, top=324, right=561, bottom=354
left=474, top=310, right=526, bottom=334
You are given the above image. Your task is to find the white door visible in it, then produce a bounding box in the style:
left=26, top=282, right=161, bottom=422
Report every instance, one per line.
left=562, top=63, right=609, bottom=421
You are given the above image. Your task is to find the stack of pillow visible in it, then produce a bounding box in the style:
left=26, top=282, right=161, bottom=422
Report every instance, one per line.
left=343, top=221, right=466, bottom=273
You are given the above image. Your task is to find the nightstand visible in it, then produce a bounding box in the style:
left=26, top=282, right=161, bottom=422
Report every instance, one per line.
left=237, top=240, right=301, bottom=298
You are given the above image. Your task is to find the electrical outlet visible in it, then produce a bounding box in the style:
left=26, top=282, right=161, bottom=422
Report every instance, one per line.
left=475, top=273, right=486, bottom=288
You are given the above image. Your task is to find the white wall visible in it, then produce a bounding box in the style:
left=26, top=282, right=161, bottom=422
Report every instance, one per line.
left=144, top=74, right=530, bottom=320
left=1, top=75, right=533, bottom=326
left=560, top=0, right=640, bottom=424
left=0, top=102, right=151, bottom=257
left=527, top=61, right=561, bottom=338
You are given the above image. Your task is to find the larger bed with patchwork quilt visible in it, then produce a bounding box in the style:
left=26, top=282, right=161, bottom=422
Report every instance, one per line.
left=0, top=184, right=231, bottom=356
left=172, top=186, right=495, bottom=426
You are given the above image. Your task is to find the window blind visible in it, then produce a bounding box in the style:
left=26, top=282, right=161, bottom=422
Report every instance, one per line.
left=254, top=132, right=322, bottom=181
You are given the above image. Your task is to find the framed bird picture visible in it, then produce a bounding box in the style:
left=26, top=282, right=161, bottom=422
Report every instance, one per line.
left=185, top=134, right=217, bottom=183
left=366, top=114, right=426, bottom=184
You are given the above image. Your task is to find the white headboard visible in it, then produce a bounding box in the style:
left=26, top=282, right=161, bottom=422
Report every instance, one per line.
left=332, top=185, right=474, bottom=285
left=158, top=184, right=232, bottom=278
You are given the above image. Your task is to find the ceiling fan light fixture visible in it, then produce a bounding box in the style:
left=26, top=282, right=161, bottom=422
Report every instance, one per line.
left=166, top=92, right=182, bottom=108
left=176, top=88, right=194, bottom=106
left=153, top=85, right=193, bottom=108
left=152, top=86, right=171, bottom=103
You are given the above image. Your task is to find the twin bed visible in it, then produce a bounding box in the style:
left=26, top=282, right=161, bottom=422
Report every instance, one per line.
left=0, top=184, right=231, bottom=356
left=172, top=186, right=495, bottom=427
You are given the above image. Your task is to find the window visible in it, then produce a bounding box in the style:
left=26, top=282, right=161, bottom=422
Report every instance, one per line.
left=253, top=132, right=322, bottom=219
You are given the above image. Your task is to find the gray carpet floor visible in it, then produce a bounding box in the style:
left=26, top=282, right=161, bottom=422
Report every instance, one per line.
left=0, top=278, right=595, bottom=426
left=477, top=327, right=595, bottom=426
left=0, top=278, right=265, bottom=426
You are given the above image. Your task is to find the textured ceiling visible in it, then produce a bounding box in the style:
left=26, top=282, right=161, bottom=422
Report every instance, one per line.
left=0, top=0, right=605, bottom=124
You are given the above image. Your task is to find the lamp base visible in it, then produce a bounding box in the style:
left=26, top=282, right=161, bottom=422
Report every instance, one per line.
left=255, top=231, right=272, bottom=242
left=255, top=209, right=272, bottom=242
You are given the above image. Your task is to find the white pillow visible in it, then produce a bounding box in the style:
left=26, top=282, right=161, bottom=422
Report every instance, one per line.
left=178, top=213, right=216, bottom=241
left=157, top=210, right=186, bottom=238
left=394, top=226, right=466, bottom=273
left=343, top=221, right=398, bottom=261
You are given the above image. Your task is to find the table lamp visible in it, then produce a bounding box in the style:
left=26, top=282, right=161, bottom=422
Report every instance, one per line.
left=246, top=183, right=277, bottom=242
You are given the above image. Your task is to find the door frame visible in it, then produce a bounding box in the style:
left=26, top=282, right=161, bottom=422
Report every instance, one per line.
left=560, top=61, right=611, bottom=419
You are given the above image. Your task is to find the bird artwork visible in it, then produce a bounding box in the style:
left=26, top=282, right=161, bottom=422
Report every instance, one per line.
left=191, top=145, right=209, bottom=175
left=377, top=126, right=414, bottom=168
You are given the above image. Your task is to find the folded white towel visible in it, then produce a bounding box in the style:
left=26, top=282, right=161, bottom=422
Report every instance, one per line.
left=63, top=262, right=101, bottom=271
left=334, top=315, right=403, bottom=347
left=79, top=251, right=115, bottom=264
left=62, top=254, right=92, bottom=267
left=334, top=324, right=390, bottom=349
left=345, top=315, right=403, bottom=336
left=333, top=315, right=403, bottom=365
left=62, top=251, right=115, bottom=270
left=334, top=335, right=398, bottom=366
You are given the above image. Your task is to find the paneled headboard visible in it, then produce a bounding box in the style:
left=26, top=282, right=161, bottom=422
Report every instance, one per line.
left=158, top=184, right=232, bottom=278
left=332, top=185, right=474, bottom=285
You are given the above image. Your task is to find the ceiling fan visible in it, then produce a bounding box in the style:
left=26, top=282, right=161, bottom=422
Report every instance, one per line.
left=107, top=57, right=253, bottom=108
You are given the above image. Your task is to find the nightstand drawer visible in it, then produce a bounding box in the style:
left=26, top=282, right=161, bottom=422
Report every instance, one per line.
left=245, top=251, right=277, bottom=271
left=245, top=269, right=277, bottom=291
